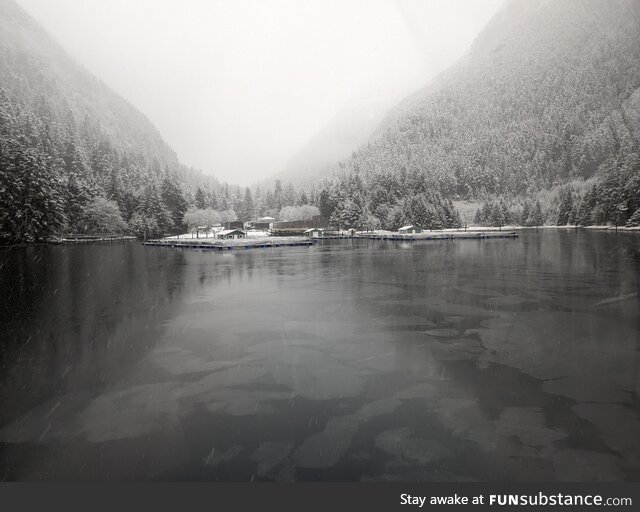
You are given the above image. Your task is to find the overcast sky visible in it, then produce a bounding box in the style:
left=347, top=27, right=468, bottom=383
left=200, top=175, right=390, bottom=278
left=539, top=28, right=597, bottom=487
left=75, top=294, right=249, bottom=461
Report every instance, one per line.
left=17, top=0, right=504, bottom=185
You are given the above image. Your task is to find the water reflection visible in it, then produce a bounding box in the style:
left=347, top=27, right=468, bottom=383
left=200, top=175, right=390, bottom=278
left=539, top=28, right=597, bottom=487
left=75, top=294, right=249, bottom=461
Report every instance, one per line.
left=0, top=231, right=639, bottom=481
left=0, top=244, right=187, bottom=426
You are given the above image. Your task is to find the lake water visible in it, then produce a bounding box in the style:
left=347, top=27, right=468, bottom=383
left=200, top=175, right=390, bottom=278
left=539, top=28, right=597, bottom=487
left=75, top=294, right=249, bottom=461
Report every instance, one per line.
left=1, top=230, right=639, bottom=481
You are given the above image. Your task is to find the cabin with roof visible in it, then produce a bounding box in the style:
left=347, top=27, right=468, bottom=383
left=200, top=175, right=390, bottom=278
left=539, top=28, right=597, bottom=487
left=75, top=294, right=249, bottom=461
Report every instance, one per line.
left=398, top=225, right=423, bottom=234
left=217, top=228, right=246, bottom=240
left=303, top=227, right=324, bottom=238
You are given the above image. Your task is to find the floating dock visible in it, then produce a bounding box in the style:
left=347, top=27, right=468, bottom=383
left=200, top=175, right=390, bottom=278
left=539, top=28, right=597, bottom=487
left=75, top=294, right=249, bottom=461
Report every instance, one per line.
left=50, top=235, right=137, bottom=244
left=143, top=231, right=518, bottom=251
left=360, top=231, right=519, bottom=241
left=143, top=236, right=314, bottom=250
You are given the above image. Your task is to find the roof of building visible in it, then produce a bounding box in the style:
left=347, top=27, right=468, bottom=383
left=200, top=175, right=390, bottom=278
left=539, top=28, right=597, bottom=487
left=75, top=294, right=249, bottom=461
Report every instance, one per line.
left=258, top=216, right=276, bottom=221
left=218, top=229, right=245, bottom=236
left=303, top=227, right=324, bottom=233
left=399, top=225, right=420, bottom=230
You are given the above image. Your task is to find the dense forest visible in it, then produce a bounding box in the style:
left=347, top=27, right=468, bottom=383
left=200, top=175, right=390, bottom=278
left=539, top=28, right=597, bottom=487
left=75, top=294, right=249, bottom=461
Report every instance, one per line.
left=0, top=75, right=314, bottom=243
left=0, top=0, right=317, bottom=242
left=0, top=0, right=199, bottom=242
left=312, top=0, right=640, bottom=229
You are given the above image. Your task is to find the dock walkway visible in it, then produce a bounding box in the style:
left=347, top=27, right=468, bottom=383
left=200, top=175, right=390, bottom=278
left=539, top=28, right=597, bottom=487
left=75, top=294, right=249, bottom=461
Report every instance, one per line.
left=359, top=231, right=519, bottom=241
left=143, top=231, right=518, bottom=251
left=143, top=236, right=314, bottom=250
left=50, top=235, right=137, bottom=244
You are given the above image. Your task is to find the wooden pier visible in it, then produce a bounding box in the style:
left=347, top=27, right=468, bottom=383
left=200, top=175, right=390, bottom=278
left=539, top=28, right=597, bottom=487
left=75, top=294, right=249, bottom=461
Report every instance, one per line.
left=143, top=231, right=518, bottom=252
left=143, top=236, right=315, bottom=251
left=50, top=235, right=137, bottom=244
left=359, top=231, right=519, bottom=241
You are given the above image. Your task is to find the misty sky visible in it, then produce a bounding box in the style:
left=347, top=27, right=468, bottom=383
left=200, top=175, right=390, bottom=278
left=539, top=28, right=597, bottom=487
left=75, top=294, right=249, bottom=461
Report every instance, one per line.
left=17, top=0, right=504, bottom=185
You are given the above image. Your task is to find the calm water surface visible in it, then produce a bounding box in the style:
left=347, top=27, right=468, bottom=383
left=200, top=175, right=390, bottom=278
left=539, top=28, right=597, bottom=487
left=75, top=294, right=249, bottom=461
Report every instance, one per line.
left=1, top=231, right=639, bottom=481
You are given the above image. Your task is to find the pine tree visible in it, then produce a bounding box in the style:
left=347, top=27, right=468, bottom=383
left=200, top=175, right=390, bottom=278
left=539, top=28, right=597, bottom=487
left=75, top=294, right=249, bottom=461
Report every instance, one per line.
left=330, top=198, right=362, bottom=229
left=568, top=203, right=579, bottom=226
left=556, top=188, right=574, bottom=225
left=520, top=201, right=531, bottom=226
left=161, top=175, right=188, bottom=233
left=105, top=167, right=125, bottom=207
left=626, top=208, right=640, bottom=227
left=63, top=173, right=94, bottom=232
left=62, top=138, right=88, bottom=177
left=491, top=201, right=505, bottom=227
left=577, top=185, right=597, bottom=226
left=195, top=187, right=207, bottom=210
left=531, top=200, right=544, bottom=226
left=16, top=144, right=65, bottom=241
left=474, top=207, right=482, bottom=225
left=207, top=189, right=219, bottom=210
left=273, top=180, right=284, bottom=212
left=319, top=189, right=335, bottom=219
left=139, top=182, right=171, bottom=236
left=238, top=187, right=255, bottom=222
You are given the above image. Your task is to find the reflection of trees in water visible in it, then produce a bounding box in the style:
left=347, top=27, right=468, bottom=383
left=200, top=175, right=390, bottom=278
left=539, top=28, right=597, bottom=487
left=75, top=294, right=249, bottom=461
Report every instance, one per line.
left=311, top=233, right=640, bottom=324
left=340, top=239, right=499, bottom=299
left=480, top=230, right=638, bottom=300
left=556, top=230, right=640, bottom=297
left=0, top=243, right=186, bottom=426
left=182, top=247, right=321, bottom=288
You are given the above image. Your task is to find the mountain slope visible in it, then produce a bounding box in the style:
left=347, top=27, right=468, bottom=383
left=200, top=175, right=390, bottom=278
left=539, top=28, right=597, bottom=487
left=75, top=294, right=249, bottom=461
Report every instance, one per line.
left=0, top=0, right=221, bottom=242
left=0, top=0, right=178, bottom=168
left=316, top=0, right=640, bottom=228
left=366, top=0, right=640, bottom=194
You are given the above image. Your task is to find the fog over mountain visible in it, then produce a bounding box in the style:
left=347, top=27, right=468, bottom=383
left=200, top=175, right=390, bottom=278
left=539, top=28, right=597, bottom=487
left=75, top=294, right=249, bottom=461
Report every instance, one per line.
left=15, top=0, right=504, bottom=185
left=312, top=0, right=640, bottom=231
left=355, top=0, right=640, bottom=196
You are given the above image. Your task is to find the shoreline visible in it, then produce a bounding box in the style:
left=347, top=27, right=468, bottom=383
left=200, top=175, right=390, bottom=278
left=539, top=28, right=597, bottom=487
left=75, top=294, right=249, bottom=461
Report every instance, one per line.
left=49, top=235, right=137, bottom=244
left=396, top=225, right=640, bottom=233
left=2, top=224, right=638, bottom=248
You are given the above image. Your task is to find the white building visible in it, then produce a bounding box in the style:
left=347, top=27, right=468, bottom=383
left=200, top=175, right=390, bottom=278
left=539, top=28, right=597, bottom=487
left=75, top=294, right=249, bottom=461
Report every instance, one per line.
left=217, top=229, right=246, bottom=240
left=398, top=225, right=423, bottom=234
left=303, top=227, right=324, bottom=238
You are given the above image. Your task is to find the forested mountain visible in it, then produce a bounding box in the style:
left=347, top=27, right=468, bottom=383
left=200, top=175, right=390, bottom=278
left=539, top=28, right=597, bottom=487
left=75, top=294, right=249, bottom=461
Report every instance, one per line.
left=316, top=0, right=640, bottom=229
left=0, top=0, right=223, bottom=242
left=0, top=0, right=181, bottom=167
